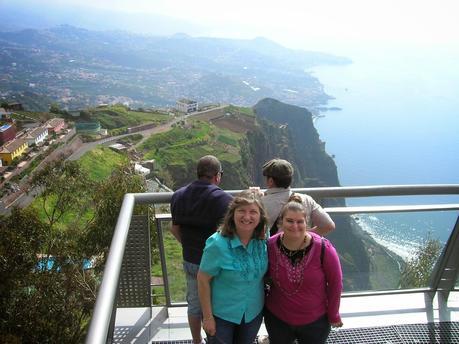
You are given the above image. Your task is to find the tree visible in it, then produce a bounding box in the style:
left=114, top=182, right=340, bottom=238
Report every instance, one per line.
left=81, top=163, right=146, bottom=260
left=79, top=110, right=92, bottom=120
left=0, top=158, right=153, bottom=342
left=0, top=207, right=44, bottom=343
left=49, top=102, right=61, bottom=114
left=0, top=159, right=99, bottom=343
left=400, top=236, right=442, bottom=288
left=30, top=159, right=95, bottom=257
left=0, top=206, right=96, bottom=343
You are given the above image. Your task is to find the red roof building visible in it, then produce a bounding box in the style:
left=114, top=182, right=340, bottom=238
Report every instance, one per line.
left=45, top=118, right=66, bottom=133
left=0, top=124, right=16, bottom=145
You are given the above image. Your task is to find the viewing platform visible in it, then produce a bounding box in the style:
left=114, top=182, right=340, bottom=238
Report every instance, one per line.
left=85, top=185, right=459, bottom=343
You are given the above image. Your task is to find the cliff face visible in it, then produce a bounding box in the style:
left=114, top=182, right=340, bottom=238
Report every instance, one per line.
left=248, top=98, right=371, bottom=290
left=253, top=98, right=340, bottom=189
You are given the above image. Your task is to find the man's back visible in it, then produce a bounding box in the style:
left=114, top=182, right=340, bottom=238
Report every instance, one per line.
left=171, top=180, right=232, bottom=264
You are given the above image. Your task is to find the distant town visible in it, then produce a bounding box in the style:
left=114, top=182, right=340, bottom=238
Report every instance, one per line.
left=0, top=98, right=208, bottom=213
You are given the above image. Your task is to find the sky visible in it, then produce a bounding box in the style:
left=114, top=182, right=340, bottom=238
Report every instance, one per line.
left=3, top=0, right=459, bottom=55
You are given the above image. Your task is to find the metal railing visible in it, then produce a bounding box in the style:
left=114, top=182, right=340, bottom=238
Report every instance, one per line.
left=85, top=184, right=459, bottom=344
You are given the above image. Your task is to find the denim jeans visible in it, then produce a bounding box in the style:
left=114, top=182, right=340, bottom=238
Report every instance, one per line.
left=264, top=307, right=331, bottom=344
left=207, top=312, right=263, bottom=344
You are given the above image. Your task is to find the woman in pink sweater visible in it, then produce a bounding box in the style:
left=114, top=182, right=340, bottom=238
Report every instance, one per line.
left=264, top=195, right=343, bottom=343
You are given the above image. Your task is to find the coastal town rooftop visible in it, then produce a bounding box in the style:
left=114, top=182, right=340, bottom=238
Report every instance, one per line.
left=85, top=184, right=459, bottom=344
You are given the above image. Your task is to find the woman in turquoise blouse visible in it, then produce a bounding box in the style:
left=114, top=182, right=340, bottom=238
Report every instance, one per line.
left=198, top=190, right=268, bottom=344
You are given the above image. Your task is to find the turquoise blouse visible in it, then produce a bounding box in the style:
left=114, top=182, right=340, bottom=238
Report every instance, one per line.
left=200, top=231, right=268, bottom=324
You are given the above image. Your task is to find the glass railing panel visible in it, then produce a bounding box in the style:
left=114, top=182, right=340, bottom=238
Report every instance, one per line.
left=151, top=209, right=458, bottom=302
left=329, top=210, right=458, bottom=292
left=152, top=219, right=187, bottom=305
left=343, top=194, right=459, bottom=207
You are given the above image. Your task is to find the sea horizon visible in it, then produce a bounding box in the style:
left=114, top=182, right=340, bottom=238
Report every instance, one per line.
left=310, top=45, right=459, bottom=259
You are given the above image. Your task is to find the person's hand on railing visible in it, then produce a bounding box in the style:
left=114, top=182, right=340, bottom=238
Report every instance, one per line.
left=249, top=186, right=263, bottom=197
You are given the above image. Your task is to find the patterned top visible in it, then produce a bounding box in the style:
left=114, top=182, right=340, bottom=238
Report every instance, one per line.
left=265, top=232, right=343, bottom=325
left=200, top=232, right=268, bottom=324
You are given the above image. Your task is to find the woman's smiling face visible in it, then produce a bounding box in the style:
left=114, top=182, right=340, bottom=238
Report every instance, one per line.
left=234, top=203, right=261, bottom=235
left=281, top=210, right=307, bottom=240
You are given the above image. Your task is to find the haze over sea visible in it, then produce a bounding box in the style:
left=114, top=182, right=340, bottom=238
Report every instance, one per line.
left=310, top=45, right=459, bottom=260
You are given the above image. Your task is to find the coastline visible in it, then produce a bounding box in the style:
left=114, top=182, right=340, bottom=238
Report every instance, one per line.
left=353, top=214, right=413, bottom=263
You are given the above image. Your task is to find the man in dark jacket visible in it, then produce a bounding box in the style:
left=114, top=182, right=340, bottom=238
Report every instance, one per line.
left=171, top=155, right=233, bottom=344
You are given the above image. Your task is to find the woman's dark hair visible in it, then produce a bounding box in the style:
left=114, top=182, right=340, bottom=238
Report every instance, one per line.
left=220, top=190, right=268, bottom=240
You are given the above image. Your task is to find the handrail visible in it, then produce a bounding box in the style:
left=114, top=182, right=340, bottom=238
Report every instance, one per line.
left=132, top=184, right=459, bottom=202
left=325, top=203, right=459, bottom=214
left=86, top=194, right=135, bottom=344
left=85, top=184, right=459, bottom=344
left=292, top=184, right=459, bottom=198
left=150, top=204, right=459, bottom=220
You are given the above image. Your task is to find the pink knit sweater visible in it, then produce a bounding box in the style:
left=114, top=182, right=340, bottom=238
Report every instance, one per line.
left=265, top=232, right=342, bottom=325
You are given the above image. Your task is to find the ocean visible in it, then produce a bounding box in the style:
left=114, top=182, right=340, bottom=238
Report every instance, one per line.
left=309, top=45, right=459, bottom=260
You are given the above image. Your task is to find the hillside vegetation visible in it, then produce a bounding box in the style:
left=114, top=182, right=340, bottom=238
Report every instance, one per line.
left=87, top=104, right=171, bottom=130
left=78, top=146, right=129, bottom=180
left=139, top=107, right=255, bottom=189
left=31, top=146, right=129, bottom=225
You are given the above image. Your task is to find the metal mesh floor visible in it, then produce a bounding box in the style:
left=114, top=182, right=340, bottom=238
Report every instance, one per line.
left=150, top=322, right=459, bottom=344
left=327, top=321, right=459, bottom=344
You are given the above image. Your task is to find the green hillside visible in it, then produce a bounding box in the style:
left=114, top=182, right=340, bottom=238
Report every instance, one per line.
left=78, top=146, right=129, bottom=181
left=139, top=118, right=252, bottom=189
left=88, top=104, right=171, bottom=130
left=31, top=146, right=128, bottom=225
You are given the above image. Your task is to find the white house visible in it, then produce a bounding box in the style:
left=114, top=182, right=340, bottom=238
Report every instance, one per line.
left=134, top=163, right=150, bottom=176
left=24, top=127, right=48, bottom=146
left=176, top=99, right=198, bottom=113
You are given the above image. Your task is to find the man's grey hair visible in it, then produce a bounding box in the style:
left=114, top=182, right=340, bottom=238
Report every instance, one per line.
left=197, top=155, right=222, bottom=179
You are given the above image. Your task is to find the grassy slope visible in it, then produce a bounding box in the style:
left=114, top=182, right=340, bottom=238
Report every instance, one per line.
left=151, top=224, right=186, bottom=303
left=139, top=120, right=243, bottom=170
left=78, top=146, right=128, bottom=181
left=90, top=105, right=171, bottom=130
left=31, top=146, right=128, bottom=225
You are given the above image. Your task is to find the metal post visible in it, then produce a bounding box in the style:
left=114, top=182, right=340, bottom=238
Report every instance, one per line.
left=155, top=217, right=173, bottom=307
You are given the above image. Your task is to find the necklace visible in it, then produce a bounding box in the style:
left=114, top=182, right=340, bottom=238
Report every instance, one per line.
left=280, top=234, right=307, bottom=258
left=273, top=235, right=312, bottom=296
